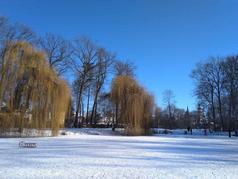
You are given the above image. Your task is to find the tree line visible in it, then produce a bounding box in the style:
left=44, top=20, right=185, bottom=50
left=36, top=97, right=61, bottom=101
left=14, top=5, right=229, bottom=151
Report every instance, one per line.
left=191, top=56, right=238, bottom=134
left=3, top=16, right=236, bottom=136
left=158, top=90, right=205, bottom=130
left=68, top=38, right=158, bottom=135
left=159, top=56, right=238, bottom=136
left=0, top=16, right=158, bottom=136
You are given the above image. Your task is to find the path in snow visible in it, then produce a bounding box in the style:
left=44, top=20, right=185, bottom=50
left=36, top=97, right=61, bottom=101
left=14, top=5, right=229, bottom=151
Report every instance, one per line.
left=0, top=132, right=238, bottom=179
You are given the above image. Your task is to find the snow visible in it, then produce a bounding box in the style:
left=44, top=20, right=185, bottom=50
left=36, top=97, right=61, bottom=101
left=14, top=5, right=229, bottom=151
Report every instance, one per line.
left=0, top=129, right=238, bottom=179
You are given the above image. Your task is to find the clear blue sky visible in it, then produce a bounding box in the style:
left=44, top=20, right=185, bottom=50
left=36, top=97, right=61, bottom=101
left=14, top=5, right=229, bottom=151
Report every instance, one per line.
left=1, top=0, right=238, bottom=110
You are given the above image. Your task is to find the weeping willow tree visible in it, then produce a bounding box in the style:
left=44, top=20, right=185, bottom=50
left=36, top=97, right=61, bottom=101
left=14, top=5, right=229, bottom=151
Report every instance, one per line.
left=111, top=76, right=154, bottom=135
left=0, top=41, right=71, bottom=136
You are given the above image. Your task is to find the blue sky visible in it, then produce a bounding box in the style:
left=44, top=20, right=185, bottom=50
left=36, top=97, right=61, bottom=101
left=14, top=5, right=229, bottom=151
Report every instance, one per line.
left=1, top=0, right=238, bottom=110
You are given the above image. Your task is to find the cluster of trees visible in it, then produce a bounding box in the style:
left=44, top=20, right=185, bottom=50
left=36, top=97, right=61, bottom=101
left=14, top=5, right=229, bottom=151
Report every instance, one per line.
left=70, top=45, right=157, bottom=134
left=191, top=56, right=238, bottom=132
left=0, top=16, right=158, bottom=136
left=159, top=90, right=205, bottom=130
left=70, top=38, right=114, bottom=128
left=2, top=16, right=238, bottom=137
left=160, top=56, right=238, bottom=135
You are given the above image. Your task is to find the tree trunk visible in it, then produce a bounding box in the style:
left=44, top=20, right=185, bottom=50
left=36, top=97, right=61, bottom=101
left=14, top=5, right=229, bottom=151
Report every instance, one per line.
left=74, top=100, right=79, bottom=128
left=217, top=87, right=224, bottom=131
left=86, top=87, right=90, bottom=126
left=211, top=86, right=216, bottom=123
left=90, top=89, right=99, bottom=127
left=94, top=100, right=98, bottom=126
left=81, top=98, right=84, bottom=126
left=115, top=102, right=118, bottom=128
left=74, top=83, right=84, bottom=128
left=168, top=104, right=172, bottom=129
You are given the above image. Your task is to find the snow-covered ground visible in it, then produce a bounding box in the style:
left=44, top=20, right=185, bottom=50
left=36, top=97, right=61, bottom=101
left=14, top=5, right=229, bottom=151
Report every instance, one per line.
left=0, top=129, right=238, bottom=179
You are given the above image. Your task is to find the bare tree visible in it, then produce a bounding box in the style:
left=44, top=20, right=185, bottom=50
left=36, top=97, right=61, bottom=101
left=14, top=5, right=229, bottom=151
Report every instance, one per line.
left=114, top=60, right=136, bottom=77
left=162, top=89, right=176, bottom=129
left=90, top=48, right=115, bottom=126
left=191, top=58, right=225, bottom=130
left=210, top=58, right=225, bottom=130
left=222, top=55, right=238, bottom=134
left=191, top=62, right=216, bottom=126
left=191, top=55, right=238, bottom=135
left=38, top=33, right=73, bottom=76
left=71, top=37, right=97, bottom=128
left=0, top=16, right=35, bottom=45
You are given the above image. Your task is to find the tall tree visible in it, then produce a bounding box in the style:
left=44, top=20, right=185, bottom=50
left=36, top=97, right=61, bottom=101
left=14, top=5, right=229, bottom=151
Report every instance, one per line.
left=191, top=56, right=238, bottom=133
left=222, top=56, right=238, bottom=132
left=191, top=62, right=217, bottom=127
left=0, top=42, right=71, bottom=135
left=111, top=76, right=154, bottom=135
left=71, top=37, right=97, bottom=127
left=90, top=48, right=114, bottom=126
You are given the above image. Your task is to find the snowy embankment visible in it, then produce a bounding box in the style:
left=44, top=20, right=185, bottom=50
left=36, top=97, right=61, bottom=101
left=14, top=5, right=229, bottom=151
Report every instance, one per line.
left=0, top=128, right=53, bottom=137
left=61, top=128, right=124, bottom=136
left=155, top=128, right=235, bottom=137
left=0, top=129, right=238, bottom=179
